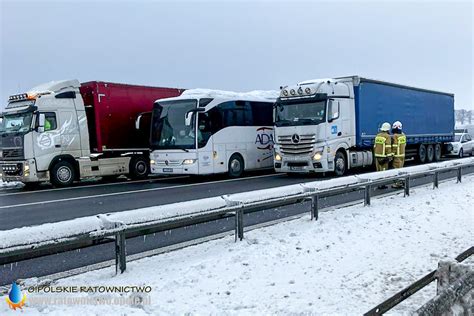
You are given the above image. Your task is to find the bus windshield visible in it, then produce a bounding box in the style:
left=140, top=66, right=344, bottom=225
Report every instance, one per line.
left=151, top=99, right=197, bottom=150
left=275, top=100, right=326, bottom=127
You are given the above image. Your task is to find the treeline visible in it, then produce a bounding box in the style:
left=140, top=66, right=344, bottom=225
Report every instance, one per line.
left=455, top=109, right=473, bottom=125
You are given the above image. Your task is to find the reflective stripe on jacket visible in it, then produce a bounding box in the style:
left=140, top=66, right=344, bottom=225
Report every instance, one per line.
left=392, top=133, right=406, bottom=158
left=373, top=132, right=392, bottom=158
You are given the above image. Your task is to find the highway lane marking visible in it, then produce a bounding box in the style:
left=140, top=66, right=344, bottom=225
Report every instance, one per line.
left=0, top=173, right=285, bottom=209
left=0, top=176, right=189, bottom=197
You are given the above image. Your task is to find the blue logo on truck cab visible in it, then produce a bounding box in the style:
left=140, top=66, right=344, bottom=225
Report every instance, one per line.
left=331, top=126, right=338, bottom=134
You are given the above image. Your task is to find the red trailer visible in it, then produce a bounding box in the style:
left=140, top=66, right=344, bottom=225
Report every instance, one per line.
left=79, top=81, right=184, bottom=153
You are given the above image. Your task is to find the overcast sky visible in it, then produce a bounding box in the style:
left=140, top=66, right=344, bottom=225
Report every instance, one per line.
left=1, top=0, right=472, bottom=110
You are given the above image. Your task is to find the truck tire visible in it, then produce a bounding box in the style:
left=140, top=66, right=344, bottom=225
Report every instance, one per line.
left=51, top=161, right=75, bottom=187
left=334, top=151, right=346, bottom=177
left=434, top=143, right=442, bottom=161
left=426, top=144, right=434, bottom=163
left=129, top=156, right=149, bottom=180
left=417, top=144, right=427, bottom=163
left=228, top=154, right=244, bottom=178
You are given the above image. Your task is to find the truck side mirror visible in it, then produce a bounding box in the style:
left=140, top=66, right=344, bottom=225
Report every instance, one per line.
left=38, top=113, right=45, bottom=133
left=185, top=112, right=193, bottom=126
left=135, top=114, right=143, bottom=130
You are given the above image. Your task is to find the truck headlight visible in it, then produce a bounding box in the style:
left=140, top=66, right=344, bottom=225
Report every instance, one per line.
left=313, top=147, right=324, bottom=160
left=183, top=159, right=196, bottom=165
left=275, top=154, right=282, bottom=161
left=24, top=164, right=30, bottom=176
left=150, top=159, right=155, bottom=165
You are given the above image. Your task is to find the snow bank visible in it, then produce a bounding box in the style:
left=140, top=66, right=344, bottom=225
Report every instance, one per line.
left=181, top=88, right=279, bottom=101
left=0, top=180, right=22, bottom=189
left=7, top=176, right=472, bottom=315
left=0, top=196, right=227, bottom=251
left=0, top=217, right=103, bottom=249
left=106, top=196, right=228, bottom=226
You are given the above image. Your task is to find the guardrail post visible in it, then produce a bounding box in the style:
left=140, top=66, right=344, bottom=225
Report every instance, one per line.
left=235, top=210, right=244, bottom=242
left=433, top=171, right=439, bottom=189
left=364, top=184, right=371, bottom=206
left=457, top=167, right=462, bottom=183
left=404, top=176, right=410, bottom=197
left=115, top=232, right=126, bottom=274
left=311, top=194, right=319, bottom=221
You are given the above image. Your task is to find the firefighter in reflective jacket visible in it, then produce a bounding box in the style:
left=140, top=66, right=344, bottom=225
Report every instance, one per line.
left=373, top=122, right=393, bottom=172
left=391, top=121, right=406, bottom=169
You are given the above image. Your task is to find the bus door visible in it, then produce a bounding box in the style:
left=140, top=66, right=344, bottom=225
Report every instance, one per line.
left=197, top=112, right=214, bottom=174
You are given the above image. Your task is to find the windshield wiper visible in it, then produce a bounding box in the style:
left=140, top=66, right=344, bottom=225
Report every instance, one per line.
left=276, top=119, right=292, bottom=126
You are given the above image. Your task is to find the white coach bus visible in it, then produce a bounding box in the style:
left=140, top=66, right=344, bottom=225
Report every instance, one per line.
left=149, top=89, right=277, bottom=177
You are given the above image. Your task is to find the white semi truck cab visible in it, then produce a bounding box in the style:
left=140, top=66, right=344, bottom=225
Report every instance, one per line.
left=274, top=77, right=373, bottom=175
left=0, top=80, right=182, bottom=187
left=0, top=80, right=94, bottom=186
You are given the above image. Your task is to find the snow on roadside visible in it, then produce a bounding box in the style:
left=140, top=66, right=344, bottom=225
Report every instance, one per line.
left=3, top=176, right=472, bottom=315
left=0, top=180, right=21, bottom=189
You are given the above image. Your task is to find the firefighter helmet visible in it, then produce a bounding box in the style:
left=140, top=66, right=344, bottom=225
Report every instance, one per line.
left=392, top=121, right=402, bottom=130
left=380, top=122, right=391, bottom=132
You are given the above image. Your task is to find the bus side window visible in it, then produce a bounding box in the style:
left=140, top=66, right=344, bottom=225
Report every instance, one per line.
left=251, top=102, right=273, bottom=126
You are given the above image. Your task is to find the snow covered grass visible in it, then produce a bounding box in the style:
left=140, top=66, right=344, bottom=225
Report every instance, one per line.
left=4, top=175, right=472, bottom=315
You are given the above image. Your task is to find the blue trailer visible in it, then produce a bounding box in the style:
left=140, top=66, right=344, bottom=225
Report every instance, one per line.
left=353, top=77, right=455, bottom=148
left=274, top=76, right=455, bottom=175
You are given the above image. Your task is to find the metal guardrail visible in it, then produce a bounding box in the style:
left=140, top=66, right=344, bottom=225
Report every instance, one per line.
left=364, top=246, right=474, bottom=315
left=0, top=159, right=473, bottom=278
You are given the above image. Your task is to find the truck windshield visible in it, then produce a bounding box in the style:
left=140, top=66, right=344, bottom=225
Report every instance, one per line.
left=275, top=101, right=326, bottom=126
left=0, top=112, right=33, bottom=134
left=151, top=99, right=197, bottom=150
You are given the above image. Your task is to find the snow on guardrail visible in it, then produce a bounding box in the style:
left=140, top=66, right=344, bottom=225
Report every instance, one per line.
left=0, top=157, right=473, bottom=252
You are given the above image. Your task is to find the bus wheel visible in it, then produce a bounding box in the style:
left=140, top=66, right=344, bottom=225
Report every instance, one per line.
left=129, top=156, right=149, bottom=179
left=417, top=144, right=427, bottom=163
left=228, top=154, right=244, bottom=178
left=433, top=143, right=442, bottom=161
left=334, top=150, right=347, bottom=177
left=51, top=161, right=75, bottom=187
left=426, top=144, right=434, bottom=162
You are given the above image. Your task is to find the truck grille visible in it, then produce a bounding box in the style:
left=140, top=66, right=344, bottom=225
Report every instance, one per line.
left=1, top=147, right=24, bottom=160
left=278, top=134, right=316, bottom=155
left=156, top=160, right=182, bottom=167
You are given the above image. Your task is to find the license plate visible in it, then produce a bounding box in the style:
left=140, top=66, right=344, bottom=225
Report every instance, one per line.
left=163, top=168, right=173, bottom=173
left=290, top=166, right=304, bottom=171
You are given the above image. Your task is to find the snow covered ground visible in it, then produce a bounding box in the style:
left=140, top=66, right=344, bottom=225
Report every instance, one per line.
left=1, top=176, right=473, bottom=315
left=0, top=180, right=21, bottom=189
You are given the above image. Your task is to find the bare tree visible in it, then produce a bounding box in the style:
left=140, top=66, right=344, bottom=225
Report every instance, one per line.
left=455, top=109, right=467, bottom=125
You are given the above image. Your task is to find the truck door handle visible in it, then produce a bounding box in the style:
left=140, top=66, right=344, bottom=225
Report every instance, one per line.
left=337, top=132, right=342, bottom=136
left=55, top=144, right=61, bottom=148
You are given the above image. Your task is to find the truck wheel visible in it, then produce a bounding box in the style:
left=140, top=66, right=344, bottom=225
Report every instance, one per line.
left=434, top=143, right=442, bottom=161
left=228, top=154, right=244, bottom=178
left=334, top=151, right=346, bottom=177
left=417, top=144, right=427, bottom=163
left=129, top=156, right=149, bottom=179
left=426, top=144, right=434, bottom=162
left=51, top=161, right=75, bottom=187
